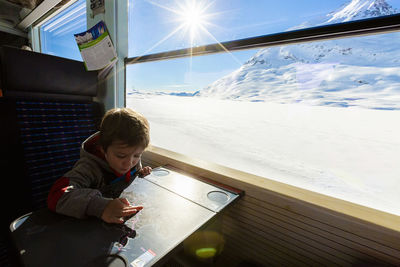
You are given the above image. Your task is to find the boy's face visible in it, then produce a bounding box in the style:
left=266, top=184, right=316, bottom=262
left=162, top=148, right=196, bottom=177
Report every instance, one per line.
left=103, top=141, right=144, bottom=175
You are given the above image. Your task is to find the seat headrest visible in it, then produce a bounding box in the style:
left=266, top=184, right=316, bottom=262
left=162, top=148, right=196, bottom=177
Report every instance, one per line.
left=0, top=46, right=98, bottom=98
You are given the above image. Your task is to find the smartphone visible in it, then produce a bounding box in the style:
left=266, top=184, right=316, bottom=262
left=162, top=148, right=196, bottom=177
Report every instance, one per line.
left=123, top=207, right=142, bottom=222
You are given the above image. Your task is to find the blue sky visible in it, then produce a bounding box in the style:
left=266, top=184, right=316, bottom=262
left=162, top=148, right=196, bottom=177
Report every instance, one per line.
left=40, top=0, right=86, bottom=61
left=41, top=0, right=400, bottom=92
left=126, top=0, right=400, bottom=93
left=127, top=0, right=353, bottom=92
left=128, top=0, right=350, bottom=56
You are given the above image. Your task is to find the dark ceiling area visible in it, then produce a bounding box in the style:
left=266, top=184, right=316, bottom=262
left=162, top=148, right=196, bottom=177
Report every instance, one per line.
left=0, top=0, right=28, bottom=48
left=6, top=0, right=44, bottom=10
left=0, top=0, right=45, bottom=48
left=0, top=31, right=28, bottom=48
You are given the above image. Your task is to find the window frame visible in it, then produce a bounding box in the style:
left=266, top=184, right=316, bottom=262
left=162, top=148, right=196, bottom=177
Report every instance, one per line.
left=124, top=10, right=400, bottom=224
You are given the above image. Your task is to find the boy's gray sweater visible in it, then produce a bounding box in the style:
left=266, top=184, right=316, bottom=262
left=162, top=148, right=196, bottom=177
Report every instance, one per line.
left=48, top=132, right=142, bottom=219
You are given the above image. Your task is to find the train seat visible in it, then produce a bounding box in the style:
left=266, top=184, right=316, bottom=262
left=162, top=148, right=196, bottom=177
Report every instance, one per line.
left=0, top=45, right=103, bottom=266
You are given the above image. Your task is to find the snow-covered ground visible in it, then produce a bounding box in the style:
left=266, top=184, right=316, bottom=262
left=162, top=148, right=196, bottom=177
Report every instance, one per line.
left=127, top=95, right=400, bottom=216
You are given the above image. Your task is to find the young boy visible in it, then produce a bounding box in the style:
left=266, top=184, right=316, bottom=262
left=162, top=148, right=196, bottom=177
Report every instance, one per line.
left=47, top=108, right=152, bottom=224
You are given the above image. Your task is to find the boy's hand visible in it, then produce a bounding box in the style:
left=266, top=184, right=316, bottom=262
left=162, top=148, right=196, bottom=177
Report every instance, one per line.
left=138, top=166, right=152, bottom=177
left=101, top=198, right=143, bottom=224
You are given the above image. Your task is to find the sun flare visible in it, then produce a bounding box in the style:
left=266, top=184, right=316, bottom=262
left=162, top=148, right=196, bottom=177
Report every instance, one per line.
left=178, top=0, right=209, bottom=43
left=142, top=0, right=241, bottom=66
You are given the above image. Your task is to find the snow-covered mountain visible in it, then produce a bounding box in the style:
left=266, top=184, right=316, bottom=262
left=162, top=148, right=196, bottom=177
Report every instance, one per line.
left=326, top=0, right=396, bottom=23
left=198, top=0, right=400, bottom=110
left=292, top=0, right=397, bottom=29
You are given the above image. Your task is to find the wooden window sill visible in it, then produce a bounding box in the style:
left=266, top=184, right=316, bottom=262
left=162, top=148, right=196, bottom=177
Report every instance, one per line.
left=143, top=145, right=400, bottom=234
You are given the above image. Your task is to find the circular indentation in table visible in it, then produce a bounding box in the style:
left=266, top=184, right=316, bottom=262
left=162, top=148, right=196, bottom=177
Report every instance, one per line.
left=207, top=191, right=229, bottom=203
left=152, top=169, right=170, bottom=176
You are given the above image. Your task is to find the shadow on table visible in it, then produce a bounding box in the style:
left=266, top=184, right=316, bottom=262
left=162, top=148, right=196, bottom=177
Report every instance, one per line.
left=11, top=208, right=133, bottom=267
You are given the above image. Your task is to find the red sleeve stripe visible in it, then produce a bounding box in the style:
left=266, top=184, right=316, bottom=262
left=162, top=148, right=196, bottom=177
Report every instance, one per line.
left=47, top=177, right=70, bottom=211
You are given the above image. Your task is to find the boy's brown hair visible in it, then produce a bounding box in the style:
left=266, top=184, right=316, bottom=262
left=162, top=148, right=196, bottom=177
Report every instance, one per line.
left=99, top=108, right=150, bottom=151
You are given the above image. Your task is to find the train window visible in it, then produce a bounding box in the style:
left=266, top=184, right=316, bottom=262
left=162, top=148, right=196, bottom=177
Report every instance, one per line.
left=39, top=0, right=86, bottom=60
left=126, top=0, right=400, bottom=215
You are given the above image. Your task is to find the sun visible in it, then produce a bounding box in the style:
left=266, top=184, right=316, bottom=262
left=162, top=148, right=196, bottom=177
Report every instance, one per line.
left=181, top=2, right=206, bottom=37
left=177, top=0, right=210, bottom=44
left=143, top=0, right=240, bottom=62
